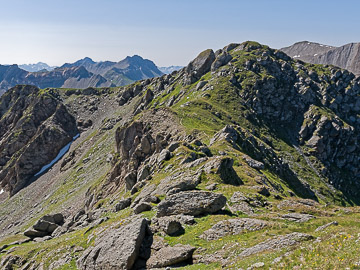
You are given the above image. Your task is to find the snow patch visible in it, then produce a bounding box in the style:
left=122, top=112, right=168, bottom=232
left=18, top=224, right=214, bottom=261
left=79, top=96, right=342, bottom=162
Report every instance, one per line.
left=34, top=134, right=80, bottom=177
left=0, top=189, right=4, bottom=195
left=294, top=55, right=301, bottom=58
left=314, top=54, right=318, bottom=56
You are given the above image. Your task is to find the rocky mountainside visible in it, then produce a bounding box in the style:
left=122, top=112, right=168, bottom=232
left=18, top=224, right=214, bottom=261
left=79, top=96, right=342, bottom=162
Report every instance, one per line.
left=0, top=41, right=360, bottom=269
left=61, top=55, right=163, bottom=86
left=282, top=41, right=360, bottom=76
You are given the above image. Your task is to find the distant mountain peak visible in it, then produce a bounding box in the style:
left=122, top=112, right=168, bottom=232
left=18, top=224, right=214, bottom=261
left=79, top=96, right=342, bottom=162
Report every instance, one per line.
left=19, top=62, right=56, bottom=72
left=281, top=41, right=360, bottom=76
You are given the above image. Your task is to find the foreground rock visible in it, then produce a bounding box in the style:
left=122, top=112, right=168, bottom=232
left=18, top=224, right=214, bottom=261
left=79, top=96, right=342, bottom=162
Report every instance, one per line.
left=77, top=218, right=147, bottom=270
left=146, top=244, right=196, bottom=268
left=200, top=218, right=268, bottom=241
left=238, top=232, right=313, bottom=258
left=157, top=191, right=226, bottom=217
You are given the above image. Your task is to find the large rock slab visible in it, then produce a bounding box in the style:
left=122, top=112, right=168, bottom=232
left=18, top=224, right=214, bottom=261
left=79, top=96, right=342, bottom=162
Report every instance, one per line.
left=238, top=232, right=313, bottom=258
left=146, top=244, right=196, bottom=268
left=200, top=218, right=268, bottom=241
left=77, top=218, right=147, bottom=270
left=157, top=191, right=226, bottom=217
left=153, top=171, right=201, bottom=196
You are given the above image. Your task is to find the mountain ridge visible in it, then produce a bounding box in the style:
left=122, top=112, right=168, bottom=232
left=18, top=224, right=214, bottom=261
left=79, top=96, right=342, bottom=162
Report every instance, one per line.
left=0, top=41, right=360, bottom=269
left=0, top=55, right=164, bottom=95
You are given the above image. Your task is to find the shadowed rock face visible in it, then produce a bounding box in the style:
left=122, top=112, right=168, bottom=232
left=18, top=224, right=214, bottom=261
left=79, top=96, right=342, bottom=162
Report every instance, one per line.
left=281, top=41, right=360, bottom=76
left=0, top=85, right=78, bottom=196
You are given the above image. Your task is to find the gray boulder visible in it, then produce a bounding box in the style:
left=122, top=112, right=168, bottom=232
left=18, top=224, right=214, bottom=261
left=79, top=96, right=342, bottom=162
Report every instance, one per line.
left=153, top=171, right=201, bottom=196
left=133, top=202, right=152, bottom=214
left=204, top=156, right=243, bottom=185
left=200, top=218, right=268, bottom=241
left=24, top=213, right=64, bottom=238
left=24, top=229, right=49, bottom=238
left=151, top=216, right=187, bottom=236
left=157, top=191, right=226, bottom=217
left=315, top=221, right=338, bottom=232
left=157, top=149, right=171, bottom=163
left=238, top=232, right=313, bottom=258
left=146, top=244, right=196, bottom=268
left=282, top=213, right=315, bottom=223
left=77, top=218, right=147, bottom=270
left=243, top=155, right=265, bottom=170
left=185, top=49, right=215, bottom=83
left=114, top=198, right=132, bottom=212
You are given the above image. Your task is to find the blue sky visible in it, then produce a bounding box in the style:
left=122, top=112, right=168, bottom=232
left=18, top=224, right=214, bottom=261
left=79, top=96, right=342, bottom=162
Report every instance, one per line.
left=0, top=0, right=359, bottom=66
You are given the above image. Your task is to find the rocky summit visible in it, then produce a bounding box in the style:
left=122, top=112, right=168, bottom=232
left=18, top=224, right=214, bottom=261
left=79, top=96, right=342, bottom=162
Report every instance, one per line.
left=0, top=41, right=360, bottom=269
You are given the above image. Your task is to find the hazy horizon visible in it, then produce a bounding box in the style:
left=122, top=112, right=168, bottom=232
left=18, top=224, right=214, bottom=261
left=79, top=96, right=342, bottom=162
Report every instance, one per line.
left=1, top=0, right=359, bottom=67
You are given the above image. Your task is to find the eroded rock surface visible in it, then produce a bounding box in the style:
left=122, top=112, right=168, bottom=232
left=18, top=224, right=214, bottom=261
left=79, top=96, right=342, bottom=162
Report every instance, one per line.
left=238, top=232, right=313, bottom=258
left=200, top=218, right=268, bottom=241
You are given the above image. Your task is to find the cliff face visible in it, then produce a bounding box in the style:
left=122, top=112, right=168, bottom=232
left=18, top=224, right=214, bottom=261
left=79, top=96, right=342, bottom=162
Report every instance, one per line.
left=282, top=41, right=360, bottom=76
left=0, top=85, right=78, bottom=195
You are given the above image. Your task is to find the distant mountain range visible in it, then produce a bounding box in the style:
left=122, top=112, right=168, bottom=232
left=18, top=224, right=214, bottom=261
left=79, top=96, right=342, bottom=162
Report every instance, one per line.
left=158, top=65, right=184, bottom=74
left=281, top=41, right=360, bottom=76
left=19, top=62, right=56, bottom=72
left=0, top=55, right=166, bottom=95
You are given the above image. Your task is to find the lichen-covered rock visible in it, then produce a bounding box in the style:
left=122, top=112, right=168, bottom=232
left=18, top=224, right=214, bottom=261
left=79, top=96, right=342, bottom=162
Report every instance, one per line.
left=238, top=232, right=313, bottom=258
left=200, top=218, right=268, bottom=241
left=282, top=213, right=315, bottom=223
left=77, top=218, right=148, bottom=270
left=157, top=191, right=226, bottom=217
